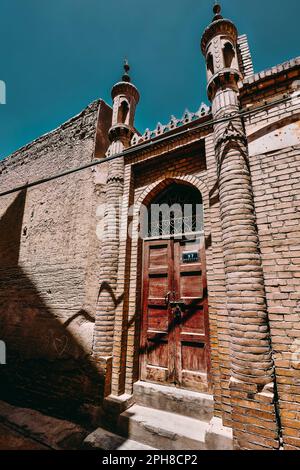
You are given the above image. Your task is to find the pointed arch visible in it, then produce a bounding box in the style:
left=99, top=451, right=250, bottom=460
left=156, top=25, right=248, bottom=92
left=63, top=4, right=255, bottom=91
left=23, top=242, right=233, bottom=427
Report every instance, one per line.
left=207, top=52, right=215, bottom=78
left=118, top=99, right=130, bottom=124
left=223, top=42, right=235, bottom=68
left=132, top=174, right=211, bottom=244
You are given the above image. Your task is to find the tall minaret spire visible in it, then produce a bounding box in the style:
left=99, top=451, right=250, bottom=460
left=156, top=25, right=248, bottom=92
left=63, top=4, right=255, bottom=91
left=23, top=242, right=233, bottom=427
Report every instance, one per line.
left=108, top=59, right=140, bottom=151
left=201, top=4, right=280, bottom=450
left=201, top=2, right=241, bottom=101
left=93, top=63, right=140, bottom=378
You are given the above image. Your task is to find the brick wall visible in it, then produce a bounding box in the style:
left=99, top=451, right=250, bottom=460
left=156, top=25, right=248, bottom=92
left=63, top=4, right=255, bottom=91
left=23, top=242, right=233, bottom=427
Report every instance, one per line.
left=247, top=86, right=300, bottom=449
left=0, top=100, right=111, bottom=419
left=251, top=144, right=300, bottom=449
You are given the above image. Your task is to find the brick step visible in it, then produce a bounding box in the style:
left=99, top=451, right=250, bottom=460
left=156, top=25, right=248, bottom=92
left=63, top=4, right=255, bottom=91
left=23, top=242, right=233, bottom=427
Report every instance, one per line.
left=118, top=404, right=233, bottom=450
left=84, top=426, right=156, bottom=450
left=133, top=381, right=214, bottom=422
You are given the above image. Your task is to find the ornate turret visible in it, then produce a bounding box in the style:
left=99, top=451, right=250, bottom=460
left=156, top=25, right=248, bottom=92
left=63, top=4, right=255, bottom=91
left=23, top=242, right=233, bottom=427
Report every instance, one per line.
left=108, top=60, right=140, bottom=147
left=201, top=2, right=241, bottom=101
left=93, top=61, right=140, bottom=378
left=201, top=3, right=279, bottom=450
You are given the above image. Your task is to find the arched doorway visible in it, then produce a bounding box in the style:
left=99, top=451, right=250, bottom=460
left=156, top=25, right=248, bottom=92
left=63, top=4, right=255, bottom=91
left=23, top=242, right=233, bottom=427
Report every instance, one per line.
left=139, top=182, right=211, bottom=393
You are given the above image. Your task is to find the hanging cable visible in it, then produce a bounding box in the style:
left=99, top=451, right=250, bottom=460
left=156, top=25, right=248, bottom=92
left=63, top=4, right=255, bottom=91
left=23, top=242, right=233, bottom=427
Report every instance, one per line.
left=0, top=93, right=294, bottom=198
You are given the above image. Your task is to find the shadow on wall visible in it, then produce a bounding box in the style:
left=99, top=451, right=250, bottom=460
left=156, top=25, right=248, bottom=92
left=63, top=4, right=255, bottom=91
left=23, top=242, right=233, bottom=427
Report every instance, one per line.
left=0, top=190, right=104, bottom=425
left=0, top=180, right=219, bottom=430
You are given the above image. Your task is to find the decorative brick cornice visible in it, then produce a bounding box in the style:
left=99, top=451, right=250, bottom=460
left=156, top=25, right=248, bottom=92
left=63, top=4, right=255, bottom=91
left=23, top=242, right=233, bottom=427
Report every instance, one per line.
left=239, top=56, right=300, bottom=99
left=130, top=103, right=211, bottom=148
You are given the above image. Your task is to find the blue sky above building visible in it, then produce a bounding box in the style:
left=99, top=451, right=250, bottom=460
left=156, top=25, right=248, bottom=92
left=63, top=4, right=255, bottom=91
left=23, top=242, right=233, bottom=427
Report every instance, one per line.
left=0, top=0, right=299, bottom=159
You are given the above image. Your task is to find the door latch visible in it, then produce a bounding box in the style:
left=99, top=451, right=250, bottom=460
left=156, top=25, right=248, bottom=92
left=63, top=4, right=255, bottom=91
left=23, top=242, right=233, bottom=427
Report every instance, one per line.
left=173, top=305, right=182, bottom=322
left=164, top=291, right=171, bottom=306
left=169, top=300, right=186, bottom=311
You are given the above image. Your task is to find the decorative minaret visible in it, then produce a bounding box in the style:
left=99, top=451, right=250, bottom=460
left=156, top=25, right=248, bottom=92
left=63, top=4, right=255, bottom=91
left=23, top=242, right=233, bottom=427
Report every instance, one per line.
left=93, top=62, right=139, bottom=393
left=108, top=60, right=140, bottom=155
left=201, top=4, right=280, bottom=449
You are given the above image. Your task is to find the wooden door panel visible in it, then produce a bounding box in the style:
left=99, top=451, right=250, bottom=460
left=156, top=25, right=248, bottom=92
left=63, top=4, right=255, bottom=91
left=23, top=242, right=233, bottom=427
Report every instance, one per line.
left=141, top=236, right=210, bottom=392
left=181, top=307, right=205, bottom=332
left=180, top=272, right=203, bottom=299
left=147, top=337, right=168, bottom=368
left=180, top=338, right=209, bottom=392
left=146, top=333, right=169, bottom=384
left=140, top=240, right=174, bottom=384
left=181, top=342, right=207, bottom=372
left=181, top=371, right=209, bottom=392
left=149, top=245, right=169, bottom=266
left=146, top=364, right=169, bottom=384
left=148, top=274, right=168, bottom=299
left=174, top=237, right=210, bottom=392
left=147, top=306, right=168, bottom=331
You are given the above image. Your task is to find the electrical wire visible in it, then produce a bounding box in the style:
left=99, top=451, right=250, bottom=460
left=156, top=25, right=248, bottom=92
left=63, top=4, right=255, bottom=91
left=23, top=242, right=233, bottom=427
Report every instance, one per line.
left=0, top=93, right=294, bottom=198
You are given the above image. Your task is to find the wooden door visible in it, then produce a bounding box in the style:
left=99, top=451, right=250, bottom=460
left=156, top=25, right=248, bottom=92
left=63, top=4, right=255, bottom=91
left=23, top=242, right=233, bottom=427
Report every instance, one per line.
left=140, top=236, right=210, bottom=392
left=140, top=240, right=175, bottom=384
left=173, top=237, right=210, bottom=392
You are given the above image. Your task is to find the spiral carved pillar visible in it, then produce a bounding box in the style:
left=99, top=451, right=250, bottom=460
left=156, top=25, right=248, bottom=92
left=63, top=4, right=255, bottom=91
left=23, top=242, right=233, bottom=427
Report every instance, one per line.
left=92, top=62, right=139, bottom=396
left=201, top=4, right=280, bottom=449
left=93, top=154, right=125, bottom=358
left=213, top=88, right=275, bottom=387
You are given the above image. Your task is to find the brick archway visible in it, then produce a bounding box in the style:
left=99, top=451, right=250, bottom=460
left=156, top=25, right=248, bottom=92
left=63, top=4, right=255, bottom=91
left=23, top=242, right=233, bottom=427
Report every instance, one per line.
left=132, top=174, right=211, bottom=244
left=136, top=175, right=210, bottom=225
left=110, top=174, right=214, bottom=396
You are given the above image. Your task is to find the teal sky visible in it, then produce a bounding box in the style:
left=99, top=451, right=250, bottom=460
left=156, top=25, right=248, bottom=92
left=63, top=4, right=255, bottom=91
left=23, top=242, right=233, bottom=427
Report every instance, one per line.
left=0, top=0, right=299, bottom=160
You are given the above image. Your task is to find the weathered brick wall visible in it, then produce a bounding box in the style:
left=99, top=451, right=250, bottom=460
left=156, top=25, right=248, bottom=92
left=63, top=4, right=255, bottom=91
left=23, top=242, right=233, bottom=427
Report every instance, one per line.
left=205, top=135, right=232, bottom=427
left=247, top=90, right=300, bottom=449
left=0, top=100, right=111, bottom=419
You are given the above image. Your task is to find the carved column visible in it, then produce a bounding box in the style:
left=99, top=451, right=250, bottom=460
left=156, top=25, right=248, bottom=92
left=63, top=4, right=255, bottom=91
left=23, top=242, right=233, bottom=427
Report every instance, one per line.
left=92, top=63, right=139, bottom=396
left=213, top=87, right=279, bottom=450
left=93, top=153, right=125, bottom=358
left=213, top=89, right=275, bottom=384
left=201, top=4, right=280, bottom=449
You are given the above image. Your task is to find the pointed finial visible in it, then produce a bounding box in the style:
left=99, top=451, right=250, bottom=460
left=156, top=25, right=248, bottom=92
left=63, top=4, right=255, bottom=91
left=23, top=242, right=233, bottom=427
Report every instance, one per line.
left=122, top=58, right=131, bottom=82
left=213, top=1, right=223, bottom=21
